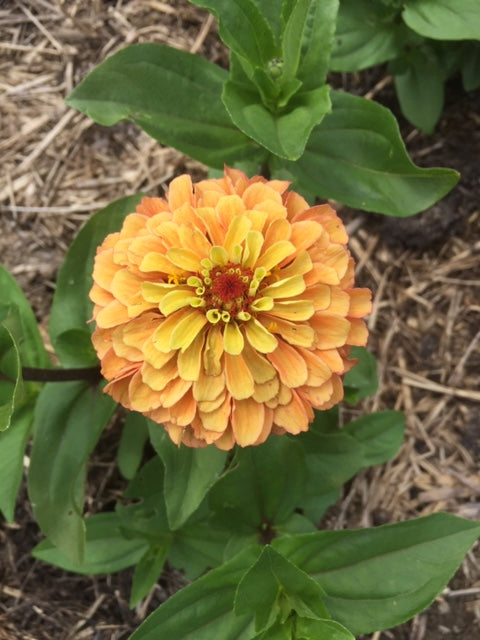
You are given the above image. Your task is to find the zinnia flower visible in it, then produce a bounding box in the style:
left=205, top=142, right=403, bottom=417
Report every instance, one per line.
left=90, top=167, right=371, bottom=450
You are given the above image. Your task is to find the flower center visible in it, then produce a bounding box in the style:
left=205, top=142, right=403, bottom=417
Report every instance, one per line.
left=187, top=260, right=273, bottom=324
left=211, top=271, right=249, bottom=303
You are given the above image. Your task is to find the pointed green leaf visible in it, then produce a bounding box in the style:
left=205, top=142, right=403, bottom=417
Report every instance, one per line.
left=129, top=546, right=261, bottom=640
left=32, top=512, right=148, bottom=574
left=209, top=437, right=307, bottom=532
left=130, top=544, right=169, bottom=607
left=0, top=265, right=50, bottom=368
left=403, top=0, right=480, bottom=41
left=117, top=411, right=149, bottom=480
left=272, top=90, right=459, bottom=216
left=235, top=546, right=329, bottom=632
left=391, top=47, right=445, bottom=134
left=331, top=0, right=411, bottom=71
left=0, top=323, right=23, bottom=430
left=283, top=0, right=339, bottom=89
left=344, top=410, right=405, bottom=468
left=0, top=404, right=34, bottom=521
left=66, top=43, right=261, bottom=169
left=190, top=0, right=277, bottom=68
left=28, top=382, right=116, bottom=564
left=223, top=81, right=331, bottom=160
left=49, top=194, right=143, bottom=366
left=274, top=513, right=480, bottom=634
left=149, top=425, right=227, bottom=531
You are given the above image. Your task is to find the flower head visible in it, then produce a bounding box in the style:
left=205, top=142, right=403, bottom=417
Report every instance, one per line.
left=90, top=167, right=371, bottom=449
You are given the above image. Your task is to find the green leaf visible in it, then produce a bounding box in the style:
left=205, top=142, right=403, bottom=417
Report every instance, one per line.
left=403, top=0, right=480, bottom=41
left=66, top=43, right=261, bottom=169
left=295, top=617, right=355, bottom=640
left=331, top=0, right=410, bottom=71
left=235, top=546, right=330, bottom=632
left=284, top=0, right=339, bottom=88
left=271, top=90, right=459, bottom=216
left=117, top=411, right=149, bottom=480
left=0, top=323, right=23, bottom=430
left=391, top=47, right=445, bottom=134
left=0, top=404, right=34, bottom=521
left=130, top=543, right=169, bottom=607
left=32, top=512, right=148, bottom=574
left=190, top=0, right=277, bottom=68
left=344, top=410, right=405, bottom=467
left=117, top=457, right=170, bottom=544
left=28, top=382, right=116, bottom=564
left=168, top=516, right=231, bottom=579
left=343, top=346, right=378, bottom=404
left=129, top=546, right=261, bottom=640
left=0, top=266, right=50, bottom=368
left=149, top=426, right=227, bottom=531
left=209, top=437, right=307, bottom=533
left=49, top=194, right=143, bottom=366
left=274, top=513, right=480, bottom=635
left=223, top=81, right=331, bottom=160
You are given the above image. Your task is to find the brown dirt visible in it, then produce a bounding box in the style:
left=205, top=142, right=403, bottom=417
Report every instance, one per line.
left=1, top=1, right=479, bottom=639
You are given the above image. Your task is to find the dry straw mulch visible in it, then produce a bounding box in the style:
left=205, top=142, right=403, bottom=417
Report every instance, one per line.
left=1, top=1, right=479, bottom=639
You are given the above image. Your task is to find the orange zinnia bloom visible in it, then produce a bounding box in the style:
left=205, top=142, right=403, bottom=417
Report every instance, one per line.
left=90, top=167, right=371, bottom=449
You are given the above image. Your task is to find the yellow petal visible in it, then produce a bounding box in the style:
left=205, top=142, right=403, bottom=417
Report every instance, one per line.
left=167, top=247, right=201, bottom=272
left=242, top=230, right=264, bottom=268
left=241, top=342, right=276, bottom=383
left=210, top=245, right=229, bottom=266
left=244, top=318, right=278, bottom=353
left=203, top=324, right=224, bottom=375
left=223, top=321, right=244, bottom=355
left=170, top=310, right=208, bottom=351
left=141, top=359, right=178, bottom=391
left=152, top=308, right=195, bottom=352
left=177, top=330, right=205, bottom=381
left=252, top=377, right=279, bottom=403
left=270, top=300, right=314, bottom=321
left=224, top=352, right=254, bottom=400
left=193, top=367, right=225, bottom=402
left=223, top=214, right=252, bottom=257
left=199, top=393, right=231, bottom=433
left=261, top=275, right=305, bottom=299
left=256, top=241, right=295, bottom=271
left=142, top=281, right=176, bottom=303
left=160, top=289, right=197, bottom=315
left=265, top=316, right=314, bottom=347
left=140, top=252, right=175, bottom=274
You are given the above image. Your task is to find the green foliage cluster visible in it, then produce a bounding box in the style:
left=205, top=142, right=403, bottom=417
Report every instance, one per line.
left=1, top=2, right=478, bottom=639
left=65, top=0, right=461, bottom=216
left=331, top=0, right=480, bottom=133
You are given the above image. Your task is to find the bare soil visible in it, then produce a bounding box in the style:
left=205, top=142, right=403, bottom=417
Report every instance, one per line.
left=1, top=1, right=479, bottom=639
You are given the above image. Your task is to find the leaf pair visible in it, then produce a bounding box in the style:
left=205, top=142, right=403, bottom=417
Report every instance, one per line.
left=128, top=513, right=480, bottom=639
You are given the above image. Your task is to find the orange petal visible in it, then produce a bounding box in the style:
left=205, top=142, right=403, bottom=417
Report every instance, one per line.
left=224, top=352, right=254, bottom=400
left=231, top=397, right=265, bottom=446
left=347, top=288, right=372, bottom=318
left=311, top=314, right=350, bottom=349
left=347, top=318, right=369, bottom=346
left=167, top=174, right=193, bottom=210
left=273, top=390, right=309, bottom=434
left=267, top=340, right=308, bottom=387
